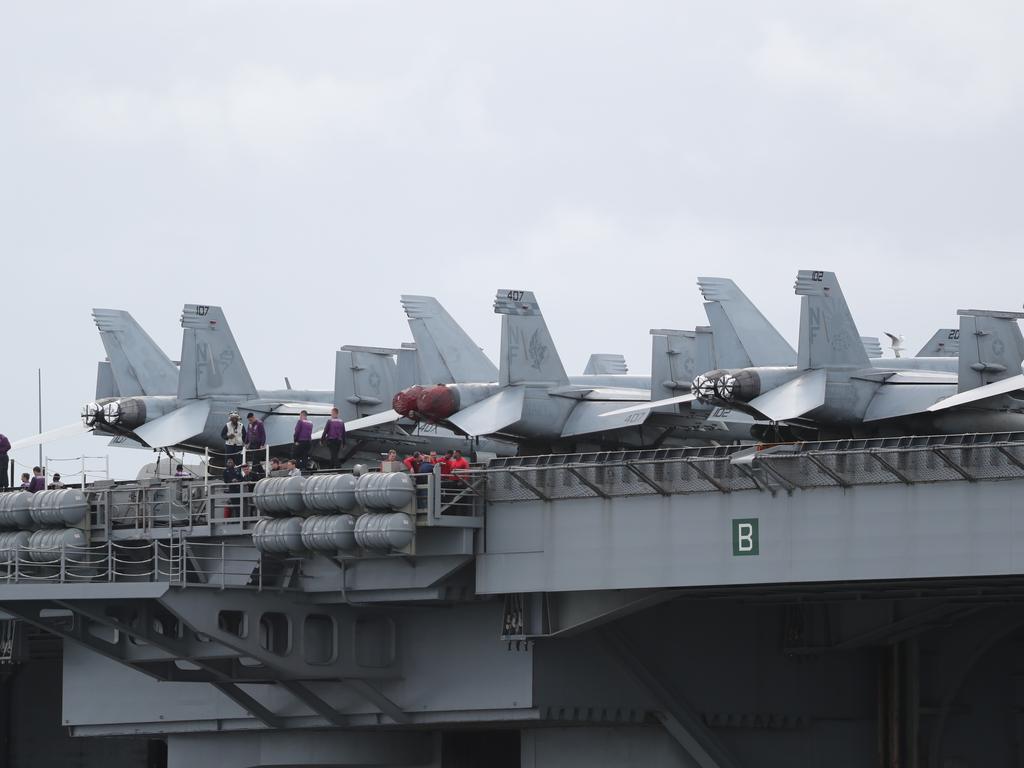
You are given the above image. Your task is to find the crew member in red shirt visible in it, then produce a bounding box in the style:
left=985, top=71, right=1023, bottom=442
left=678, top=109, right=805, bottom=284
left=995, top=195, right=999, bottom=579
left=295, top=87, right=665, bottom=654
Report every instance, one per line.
left=403, top=451, right=422, bottom=474
left=449, top=449, right=470, bottom=479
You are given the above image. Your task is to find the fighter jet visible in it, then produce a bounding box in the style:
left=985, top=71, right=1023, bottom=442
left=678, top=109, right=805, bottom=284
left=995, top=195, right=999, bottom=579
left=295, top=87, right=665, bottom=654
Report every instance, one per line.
left=388, top=288, right=791, bottom=449
left=607, top=270, right=1024, bottom=439
left=12, top=304, right=515, bottom=462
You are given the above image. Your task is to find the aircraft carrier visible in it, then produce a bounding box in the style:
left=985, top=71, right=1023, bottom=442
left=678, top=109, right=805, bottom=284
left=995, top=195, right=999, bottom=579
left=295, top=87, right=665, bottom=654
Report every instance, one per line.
left=0, top=430, right=1023, bottom=767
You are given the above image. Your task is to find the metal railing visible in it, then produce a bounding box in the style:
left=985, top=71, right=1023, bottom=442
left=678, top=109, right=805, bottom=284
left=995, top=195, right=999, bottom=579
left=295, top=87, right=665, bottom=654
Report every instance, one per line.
left=86, top=479, right=269, bottom=538
left=0, top=538, right=265, bottom=588
left=472, top=433, right=1024, bottom=503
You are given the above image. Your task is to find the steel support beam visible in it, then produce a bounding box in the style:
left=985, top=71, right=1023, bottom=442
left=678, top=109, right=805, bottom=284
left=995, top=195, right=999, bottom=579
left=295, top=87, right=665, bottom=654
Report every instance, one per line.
left=565, top=466, right=610, bottom=498
left=342, top=678, right=411, bottom=724
left=624, top=463, right=669, bottom=496
left=211, top=682, right=286, bottom=729
left=869, top=452, right=912, bottom=484
left=507, top=471, right=550, bottom=501
left=686, top=461, right=731, bottom=494
left=931, top=449, right=975, bottom=482
left=599, top=625, right=741, bottom=768
left=279, top=681, right=349, bottom=726
left=805, top=454, right=850, bottom=488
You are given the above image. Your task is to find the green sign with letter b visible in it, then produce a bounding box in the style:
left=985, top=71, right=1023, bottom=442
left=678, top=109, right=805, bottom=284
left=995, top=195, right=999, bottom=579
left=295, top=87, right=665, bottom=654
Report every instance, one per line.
left=732, top=518, right=759, bottom=556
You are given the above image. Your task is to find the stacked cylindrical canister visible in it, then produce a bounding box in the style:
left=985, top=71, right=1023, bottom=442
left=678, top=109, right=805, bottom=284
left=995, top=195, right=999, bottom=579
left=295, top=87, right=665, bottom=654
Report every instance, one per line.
left=24, top=529, right=88, bottom=563
left=30, top=489, right=90, bottom=527
left=0, top=531, right=31, bottom=564
left=0, top=492, right=34, bottom=530
left=0, top=489, right=90, bottom=565
left=0, top=489, right=89, bottom=529
left=251, top=472, right=415, bottom=555
left=251, top=476, right=307, bottom=516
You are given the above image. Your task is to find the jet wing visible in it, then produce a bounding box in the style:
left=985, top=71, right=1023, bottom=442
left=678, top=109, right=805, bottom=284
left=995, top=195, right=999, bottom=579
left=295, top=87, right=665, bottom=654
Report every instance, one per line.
left=549, top=386, right=655, bottom=402
left=10, top=421, right=91, bottom=450
left=266, top=403, right=336, bottom=416
left=863, top=382, right=957, bottom=422
left=853, top=370, right=956, bottom=385
left=561, top=400, right=650, bottom=438
left=447, top=387, right=526, bottom=436
left=601, top=393, right=698, bottom=418
left=134, top=400, right=212, bottom=448
left=927, top=373, right=1024, bottom=413
left=746, top=369, right=827, bottom=422
left=310, top=409, right=403, bottom=439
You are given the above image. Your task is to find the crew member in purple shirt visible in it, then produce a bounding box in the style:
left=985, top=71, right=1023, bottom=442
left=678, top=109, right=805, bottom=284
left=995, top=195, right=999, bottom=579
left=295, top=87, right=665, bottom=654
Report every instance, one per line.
left=293, top=410, right=314, bottom=470
left=27, top=466, right=45, bottom=493
left=321, top=407, right=347, bottom=469
left=245, top=413, right=266, bottom=455
left=0, top=433, right=10, bottom=489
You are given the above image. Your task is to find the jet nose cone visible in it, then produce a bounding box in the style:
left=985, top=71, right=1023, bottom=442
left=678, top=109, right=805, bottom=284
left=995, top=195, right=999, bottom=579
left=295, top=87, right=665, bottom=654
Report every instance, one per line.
left=392, top=385, right=425, bottom=418
left=81, top=402, right=101, bottom=427
left=416, top=385, right=458, bottom=422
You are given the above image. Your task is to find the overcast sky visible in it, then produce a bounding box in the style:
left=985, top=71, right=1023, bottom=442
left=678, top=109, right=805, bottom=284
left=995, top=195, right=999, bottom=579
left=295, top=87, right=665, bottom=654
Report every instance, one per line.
left=2, top=1, right=1023, bottom=480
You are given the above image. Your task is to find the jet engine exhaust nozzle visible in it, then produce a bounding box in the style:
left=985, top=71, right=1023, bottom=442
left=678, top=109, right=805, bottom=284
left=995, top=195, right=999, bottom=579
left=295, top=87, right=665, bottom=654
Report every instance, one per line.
left=415, top=385, right=459, bottom=423
left=714, top=374, right=738, bottom=401
left=102, top=401, right=122, bottom=425
left=82, top=402, right=101, bottom=427
left=392, top=386, right=425, bottom=418
left=692, top=374, right=716, bottom=401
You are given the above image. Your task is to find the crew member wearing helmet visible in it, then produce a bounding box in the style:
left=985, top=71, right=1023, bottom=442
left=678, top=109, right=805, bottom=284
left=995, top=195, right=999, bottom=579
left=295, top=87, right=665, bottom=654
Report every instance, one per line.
left=221, top=410, right=245, bottom=466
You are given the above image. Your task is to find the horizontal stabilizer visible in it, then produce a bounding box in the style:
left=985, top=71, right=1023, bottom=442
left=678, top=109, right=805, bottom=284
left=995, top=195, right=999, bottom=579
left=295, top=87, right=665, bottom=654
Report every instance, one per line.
left=134, top=400, right=211, bottom=448
left=10, top=421, right=91, bottom=450
left=561, top=401, right=650, bottom=437
left=108, top=435, right=150, bottom=450
left=583, top=354, right=629, bottom=376
left=746, top=369, right=827, bottom=422
left=447, top=386, right=526, bottom=436
left=863, top=382, right=956, bottom=422
left=601, top=393, right=698, bottom=418
left=927, top=372, right=1024, bottom=413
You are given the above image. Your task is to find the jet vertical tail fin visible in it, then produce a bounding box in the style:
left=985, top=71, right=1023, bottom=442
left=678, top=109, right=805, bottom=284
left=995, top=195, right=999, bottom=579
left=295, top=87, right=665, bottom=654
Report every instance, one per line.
left=583, top=354, right=629, bottom=375
left=396, top=343, right=421, bottom=391
left=92, top=309, right=179, bottom=396
left=794, top=270, right=870, bottom=370
left=917, top=328, right=961, bottom=358
left=334, top=346, right=400, bottom=421
left=494, top=290, right=569, bottom=386
left=95, top=361, right=120, bottom=400
left=861, top=337, right=884, bottom=359
left=703, top=302, right=753, bottom=370
left=697, top=278, right=796, bottom=367
left=401, top=295, right=497, bottom=384
left=178, top=304, right=258, bottom=400
left=649, top=329, right=698, bottom=403
left=956, top=310, right=1024, bottom=392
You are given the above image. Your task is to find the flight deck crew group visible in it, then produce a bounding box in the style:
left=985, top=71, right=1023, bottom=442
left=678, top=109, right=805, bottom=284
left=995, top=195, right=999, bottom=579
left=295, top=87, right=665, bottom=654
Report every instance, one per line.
left=217, top=408, right=346, bottom=474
